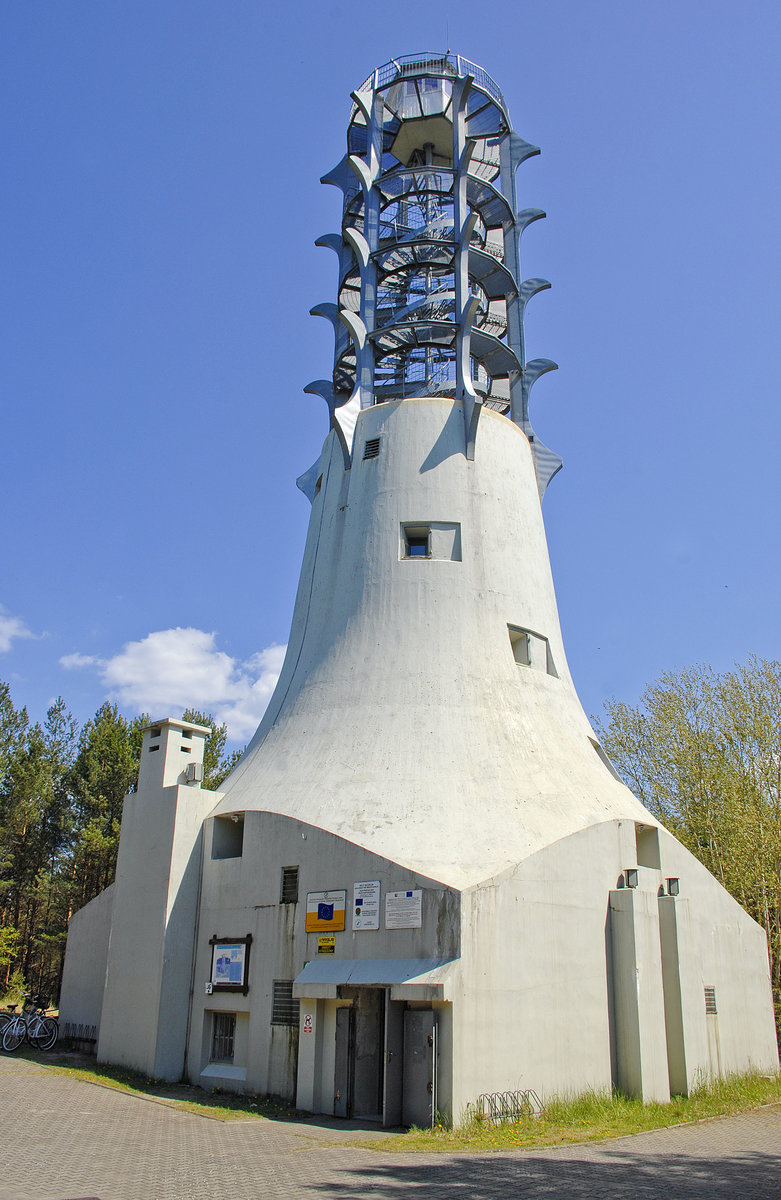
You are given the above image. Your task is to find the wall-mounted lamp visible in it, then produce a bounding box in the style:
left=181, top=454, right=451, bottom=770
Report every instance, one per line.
left=230, top=813, right=240, bottom=824
left=624, top=868, right=639, bottom=889
left=667, top=877, right=680, bottom=896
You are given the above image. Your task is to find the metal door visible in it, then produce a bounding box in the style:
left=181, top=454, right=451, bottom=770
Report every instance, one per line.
left=334, top=1005, right=354, bottom=1117
left=402, top=1009, right=438, bottom=1127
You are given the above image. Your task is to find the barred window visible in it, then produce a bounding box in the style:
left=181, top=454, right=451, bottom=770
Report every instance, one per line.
left=363, top=437, right=381, bottom=460
left=280, top=866, right=299, bottom=904
left=704, top=986, right=717, bottom=1015
left=271, top=980, right=299, bottom=1026
left=211, top=1012, right=236, bottom=1062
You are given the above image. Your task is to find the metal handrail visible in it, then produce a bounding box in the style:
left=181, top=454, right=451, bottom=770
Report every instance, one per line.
left=357, top=53, right=506, bottom=109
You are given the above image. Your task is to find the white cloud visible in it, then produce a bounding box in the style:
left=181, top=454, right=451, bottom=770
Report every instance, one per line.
left=59, top=652, right=99, bottom=669
left=60, top=627, right=286, bottom=744
left=0, top=608, right=34, bottom=654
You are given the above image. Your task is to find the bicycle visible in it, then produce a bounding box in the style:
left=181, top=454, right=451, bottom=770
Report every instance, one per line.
left=1, top=994, right=58, bottom=1052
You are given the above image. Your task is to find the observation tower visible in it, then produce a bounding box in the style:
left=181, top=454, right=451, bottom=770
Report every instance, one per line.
left=303, top=52, right=560, bottom=488
left=61, top=52, right=778, bottom=1125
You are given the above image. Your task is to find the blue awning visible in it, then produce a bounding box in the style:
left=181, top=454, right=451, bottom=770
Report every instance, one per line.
left=292, top=957, right=458, bottom=1000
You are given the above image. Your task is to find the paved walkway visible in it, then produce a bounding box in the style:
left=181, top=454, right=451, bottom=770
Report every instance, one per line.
left=1, top=1055, right=781, bottom=1200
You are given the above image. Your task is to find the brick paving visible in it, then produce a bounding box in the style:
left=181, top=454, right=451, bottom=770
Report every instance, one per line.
left=1, top=1055, right=780, bottom=1200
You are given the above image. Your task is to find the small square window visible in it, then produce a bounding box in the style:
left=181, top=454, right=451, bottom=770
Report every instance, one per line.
left=402, top=525, right=430, bottom=558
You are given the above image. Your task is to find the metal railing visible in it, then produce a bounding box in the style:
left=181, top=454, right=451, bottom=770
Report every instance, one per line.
left=358, top=53, right=506, bottom=108
left=473, top=1089, right=543, bottom=1125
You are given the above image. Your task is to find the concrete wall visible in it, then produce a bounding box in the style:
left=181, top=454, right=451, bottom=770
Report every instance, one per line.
left=448, top=819, right=778, bottom=1120
left=187, top=809, right=459, bottom=1103
left=97, top=720, right=217, bottom=1080
left=58, top=882, right=115, bottom=1038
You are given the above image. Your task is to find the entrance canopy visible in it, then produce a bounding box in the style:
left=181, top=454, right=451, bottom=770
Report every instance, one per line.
left=293, top=957, right=458, bottom=1001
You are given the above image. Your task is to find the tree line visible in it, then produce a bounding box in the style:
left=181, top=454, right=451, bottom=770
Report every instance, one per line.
left=596, top=656, right=781, bottom=1039
left=0, top=680, right=240, bottom=1004
left=2, top=656, right=780, bottom=1036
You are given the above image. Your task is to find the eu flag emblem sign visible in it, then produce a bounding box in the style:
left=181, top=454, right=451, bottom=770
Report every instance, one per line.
left=306, top=890, right=346, bottom=932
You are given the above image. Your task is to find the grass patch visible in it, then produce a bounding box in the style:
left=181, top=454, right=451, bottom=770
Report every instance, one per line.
left=7, top=1046, right=298, bottom=1122
left=371, top=1072, right=781, bottom=1153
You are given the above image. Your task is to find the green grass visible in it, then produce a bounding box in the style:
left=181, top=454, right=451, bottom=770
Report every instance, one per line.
left=384, top=1072, right=781, bottom=1153
left=9, top=1047, right=781, bottom=1150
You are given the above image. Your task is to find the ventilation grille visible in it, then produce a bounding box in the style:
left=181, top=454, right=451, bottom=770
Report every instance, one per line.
left=704, top=986, right=717, bottom=1015
left=363, top=437, right=380, bottom=460
left=271, top=980, right=300, bottom=1026
left=280, top=866, right=299, bottom=904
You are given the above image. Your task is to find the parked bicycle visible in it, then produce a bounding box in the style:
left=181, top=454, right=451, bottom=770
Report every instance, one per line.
left=1, top=994, right=58, bottom=1052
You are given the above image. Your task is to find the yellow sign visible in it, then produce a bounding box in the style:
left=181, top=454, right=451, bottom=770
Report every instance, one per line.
left=306, top=890, right=346, bottom=933
left=317, top=936, right=335, bottom=955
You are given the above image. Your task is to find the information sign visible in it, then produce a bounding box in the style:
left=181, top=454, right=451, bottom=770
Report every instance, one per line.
left=306, top=890, right=346, bottom=932
left=353, top=880, right=381, bottom=930
left=385, top=889, right=422, bottom=929
left=317, top=935, right=335, bottom=955
left=212, top=943, right=244, bottom=984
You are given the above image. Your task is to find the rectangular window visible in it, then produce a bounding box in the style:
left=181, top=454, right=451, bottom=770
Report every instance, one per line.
left=704, top=986, right=717, bottom=1015
left=403, top=526, right=430, bottom=557
left=636, top=824, right=661, bottom=870
left=280, top=866, right=299, bottom=904
left=508, top=625, right=557, bottom=677
left=401, top=522, right=461, bottom=561
left=271, top=980, right=300, bottom=1026
left=211, top=814, right=244, bottom=860
left=211, top=1012, right=236, bottom=1062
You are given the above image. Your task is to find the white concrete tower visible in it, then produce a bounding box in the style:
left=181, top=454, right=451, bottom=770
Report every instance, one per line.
left=217, top=53, right=651, bottom=879
left=209, top=53, right=777, bottom=1113
left=60, top=53, right=777, bottom=1120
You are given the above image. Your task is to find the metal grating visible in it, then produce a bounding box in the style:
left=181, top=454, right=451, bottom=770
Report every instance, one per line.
left=363, top=437, right=381, bottom=460
left=280, top=866, right=299, bottom=904
left=704, top=986, right=718, bottom=1015
left=211, top=1012, right=236, bottom=1062
left=271, top=980, right=300, bottom=1026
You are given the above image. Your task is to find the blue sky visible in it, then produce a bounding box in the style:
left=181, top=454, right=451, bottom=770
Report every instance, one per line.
left=3, top=1, right=780, bottom=745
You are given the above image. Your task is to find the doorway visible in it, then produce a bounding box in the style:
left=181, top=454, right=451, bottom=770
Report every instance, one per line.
left=334, top=988, right=385, bottom=1119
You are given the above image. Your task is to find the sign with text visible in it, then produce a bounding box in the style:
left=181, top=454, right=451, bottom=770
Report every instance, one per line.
left=211, top=943, right=246, bottom=986
left=317, top=935, right=335, bottom=955
left=353, top=880, right=381, bottom=930
left=385, top=890, right=422, bottom=929
left=306, top=890, right=346, bottom=932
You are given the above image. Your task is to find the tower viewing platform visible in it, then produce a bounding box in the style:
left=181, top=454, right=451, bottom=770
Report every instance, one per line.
left=305, top=50, right=561, bottom=494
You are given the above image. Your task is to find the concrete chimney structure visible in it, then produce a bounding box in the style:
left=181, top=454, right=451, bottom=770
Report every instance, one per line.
left=60, top=53, right=778, bottom=1123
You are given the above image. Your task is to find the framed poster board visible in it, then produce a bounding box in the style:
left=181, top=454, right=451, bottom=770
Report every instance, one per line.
left=208, top=934, right=252, bottom=995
